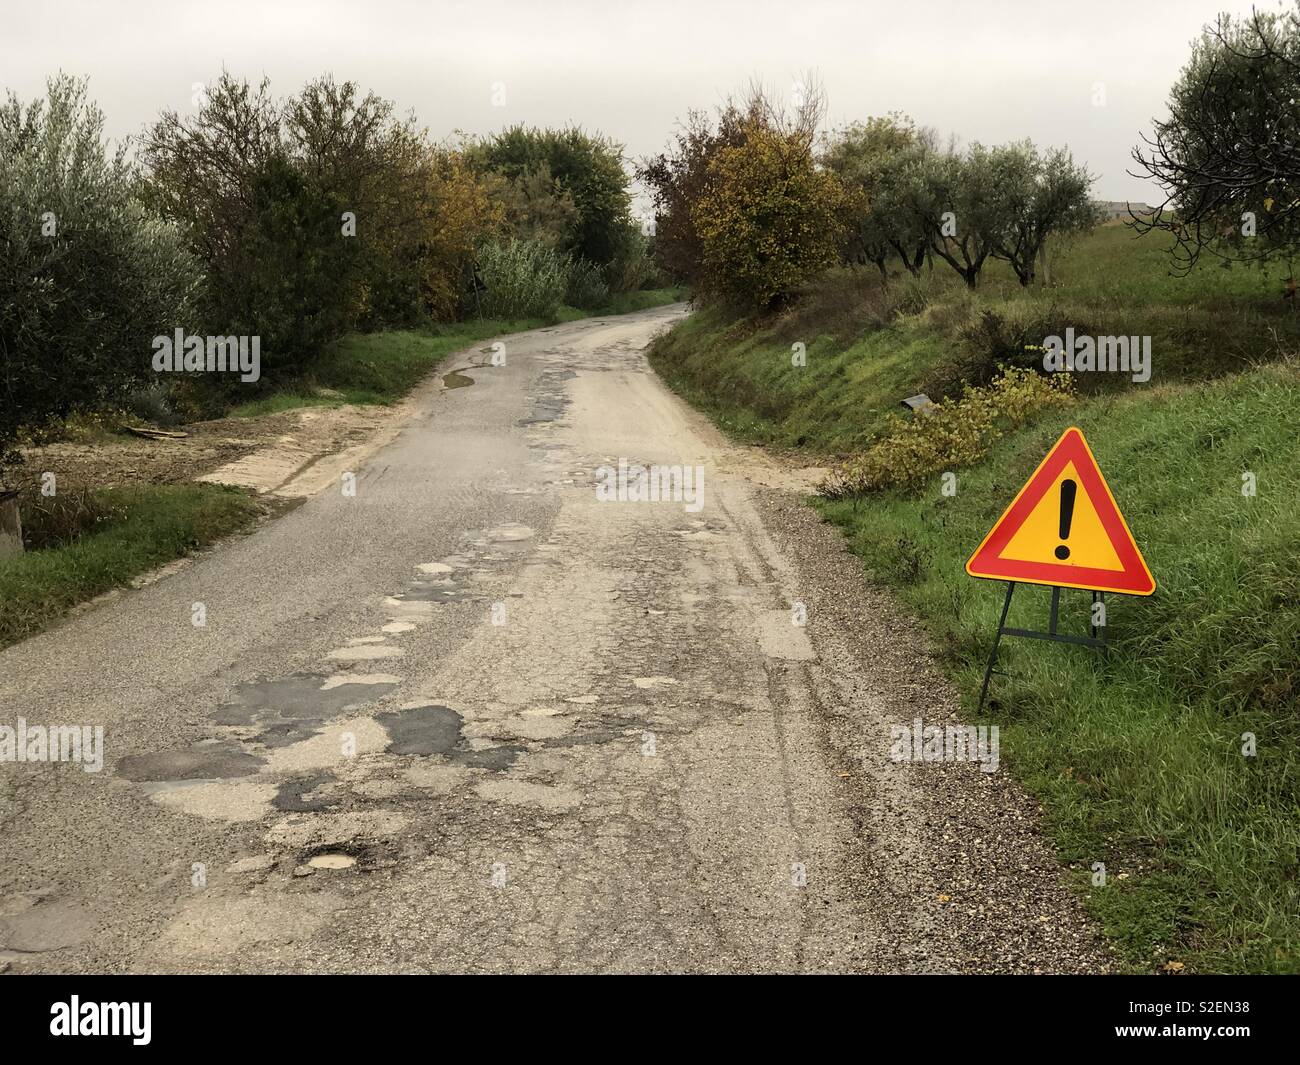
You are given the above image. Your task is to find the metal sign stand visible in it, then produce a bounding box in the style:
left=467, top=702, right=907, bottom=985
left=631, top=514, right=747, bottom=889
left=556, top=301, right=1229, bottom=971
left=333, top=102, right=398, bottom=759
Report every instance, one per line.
left=977, top=582, right=1108, bottom=709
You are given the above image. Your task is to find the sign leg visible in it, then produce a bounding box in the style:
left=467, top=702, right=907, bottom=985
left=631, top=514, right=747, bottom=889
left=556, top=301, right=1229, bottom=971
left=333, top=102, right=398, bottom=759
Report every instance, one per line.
left=978, top=582, right=1016, bottom=710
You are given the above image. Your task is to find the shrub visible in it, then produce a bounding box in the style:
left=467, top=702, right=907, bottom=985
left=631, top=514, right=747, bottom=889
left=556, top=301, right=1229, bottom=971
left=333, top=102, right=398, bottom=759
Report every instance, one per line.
left=17, top=484, right=128, bottom=550
left=926, top=306, right=1057, bottom=394
left=692, top=121, right=845, bottom=310
left=475, top=237, right=570, bottom=319
left=475, top=126, right=633, bottom=265
left=122, top=381, right=185, bottom=427
left=0, top=75, right=199, bottom=482
left=565, top=257, right=610, bottom=309
left=142, top=74, right=440, bottom=384
left=821, top=367, right=1075, bottom=497
left=416, top=147, right=504, bottom=322
left=603, top=225, right=657, bottom=294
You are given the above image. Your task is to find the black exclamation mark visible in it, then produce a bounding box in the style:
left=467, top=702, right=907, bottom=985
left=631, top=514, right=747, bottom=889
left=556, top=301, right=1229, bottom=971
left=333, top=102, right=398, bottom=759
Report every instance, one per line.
left=1055, top=479, right=1077, bottom=560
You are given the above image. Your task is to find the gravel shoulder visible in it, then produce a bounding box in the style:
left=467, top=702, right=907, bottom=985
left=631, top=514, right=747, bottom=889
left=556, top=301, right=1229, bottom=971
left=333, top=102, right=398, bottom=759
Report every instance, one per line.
left=748, top=485, right=1112, bottom=972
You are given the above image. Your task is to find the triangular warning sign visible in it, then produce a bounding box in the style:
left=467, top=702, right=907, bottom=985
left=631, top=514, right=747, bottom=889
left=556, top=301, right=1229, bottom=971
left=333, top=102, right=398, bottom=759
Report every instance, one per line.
left=966, top=427, right=1155, bottom=595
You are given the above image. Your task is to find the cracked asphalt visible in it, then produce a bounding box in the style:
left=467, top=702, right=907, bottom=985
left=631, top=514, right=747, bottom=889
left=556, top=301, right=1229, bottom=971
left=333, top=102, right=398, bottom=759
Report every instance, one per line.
left=0, top=303, right=1110, bottom=973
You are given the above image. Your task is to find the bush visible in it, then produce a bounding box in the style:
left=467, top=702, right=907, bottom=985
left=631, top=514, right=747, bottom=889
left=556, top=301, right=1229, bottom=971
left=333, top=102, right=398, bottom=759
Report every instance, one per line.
left=475, top=237, right=571, bottom=319
left=142, top=74, right=447, bottom=386
left=475, top=125, right=633, bottom=265
left=565, top=257, right=610, bottom=309
left=822, top=367, right=1075, bottom=496
left=600, top=225, right=655, bottom=294
left=0, top=76, right=199, bottom=482
left=937, top=306, right=1057, bottom=393
left=414, top=147, right=503, bottom=323
left=692, top=121, right=845, bottom=309
left=18, top=484, right=126, bottom=550
left=122, top=381, right=186, bottom=427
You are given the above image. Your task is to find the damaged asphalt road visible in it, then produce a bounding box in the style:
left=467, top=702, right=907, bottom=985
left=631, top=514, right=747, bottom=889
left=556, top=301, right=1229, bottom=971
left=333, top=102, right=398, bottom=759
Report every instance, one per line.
left=0, top=304, right=1110, bottom=973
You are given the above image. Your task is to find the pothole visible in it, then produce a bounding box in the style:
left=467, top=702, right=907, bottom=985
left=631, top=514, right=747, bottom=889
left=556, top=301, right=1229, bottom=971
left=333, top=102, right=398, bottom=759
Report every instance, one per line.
left=117, top=743, right=264, bottom=782
left=376, top=704, right=463, bottom=756
left=306, top=852, right=357, bottom=870
left=214, top=673, right=398, bottom=726
left=273, top=771, right=339, bottom=813
left=484, top=522, right=535, bottom=543
left=398, top=582, right=472, bottom=603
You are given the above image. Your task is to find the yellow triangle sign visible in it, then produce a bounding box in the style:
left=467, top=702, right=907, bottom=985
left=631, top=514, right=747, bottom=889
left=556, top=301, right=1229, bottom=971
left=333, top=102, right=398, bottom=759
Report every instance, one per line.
left=966, top=427, right=1155, bottom=595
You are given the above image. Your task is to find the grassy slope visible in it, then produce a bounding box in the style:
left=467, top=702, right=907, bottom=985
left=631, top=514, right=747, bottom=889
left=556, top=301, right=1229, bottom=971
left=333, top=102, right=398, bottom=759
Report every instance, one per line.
left=650, top=226, right=1300, bottom=974
left=231, top=287, right=686, bottom=417
left=0, top=484, right=262, bottom=650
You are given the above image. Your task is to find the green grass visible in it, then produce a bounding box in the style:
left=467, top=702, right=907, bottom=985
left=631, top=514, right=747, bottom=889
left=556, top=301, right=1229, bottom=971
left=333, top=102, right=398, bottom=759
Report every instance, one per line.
left=651, top=224, right=1300, bottom=973
left=231, top=287, right=687, bottom=417
left=0, top=484, right=262, bottom=649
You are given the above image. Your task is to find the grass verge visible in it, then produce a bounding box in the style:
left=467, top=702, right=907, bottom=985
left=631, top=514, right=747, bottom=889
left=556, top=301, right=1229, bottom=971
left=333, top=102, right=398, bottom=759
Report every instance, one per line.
left=819, top=366, right=1300, bottom=974
left=0, top=484, right=262, bottom=650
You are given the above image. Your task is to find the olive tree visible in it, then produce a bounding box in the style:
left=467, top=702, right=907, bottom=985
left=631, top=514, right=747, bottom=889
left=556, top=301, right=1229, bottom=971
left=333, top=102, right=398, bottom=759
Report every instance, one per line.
left=1131, top=4, right=1300, bottom=271
left=0, top=75, right=199, bottom=480
left=987, top=141, right=1097, bottom=286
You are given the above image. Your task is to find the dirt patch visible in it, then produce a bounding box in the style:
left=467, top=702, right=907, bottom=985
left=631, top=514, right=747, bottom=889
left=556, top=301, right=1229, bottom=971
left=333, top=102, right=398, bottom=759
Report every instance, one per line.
left=12, top=402, right=407, bottom=498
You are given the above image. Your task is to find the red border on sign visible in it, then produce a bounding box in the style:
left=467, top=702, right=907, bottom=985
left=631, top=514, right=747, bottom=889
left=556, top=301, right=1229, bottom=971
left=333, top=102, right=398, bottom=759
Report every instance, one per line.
left=965, top=427, right=1155, bottom=595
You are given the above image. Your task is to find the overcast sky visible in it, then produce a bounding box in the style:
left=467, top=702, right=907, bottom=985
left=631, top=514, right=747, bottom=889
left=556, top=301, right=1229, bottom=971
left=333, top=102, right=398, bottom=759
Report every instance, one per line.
left=1, top=0, right=1245, bottom=204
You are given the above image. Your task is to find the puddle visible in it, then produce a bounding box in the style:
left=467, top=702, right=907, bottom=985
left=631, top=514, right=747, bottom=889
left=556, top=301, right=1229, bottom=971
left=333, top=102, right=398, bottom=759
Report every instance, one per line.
left=117, top=743, right=264, bottom=782
left=376, top=704, right=463, bottom=756
left=442, top=369, right=474, bottom=389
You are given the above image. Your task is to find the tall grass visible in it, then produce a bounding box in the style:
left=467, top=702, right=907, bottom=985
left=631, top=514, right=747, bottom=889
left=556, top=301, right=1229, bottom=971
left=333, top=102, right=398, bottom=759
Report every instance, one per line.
left=476, top=237, right=571, bottom=319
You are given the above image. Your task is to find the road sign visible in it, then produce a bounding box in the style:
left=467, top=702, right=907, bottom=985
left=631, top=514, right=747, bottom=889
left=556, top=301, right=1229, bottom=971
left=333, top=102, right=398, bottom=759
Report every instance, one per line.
left=965, top=426, right=1155, bottom=596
